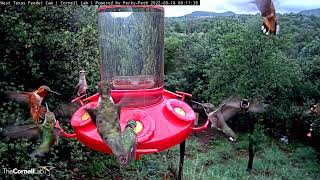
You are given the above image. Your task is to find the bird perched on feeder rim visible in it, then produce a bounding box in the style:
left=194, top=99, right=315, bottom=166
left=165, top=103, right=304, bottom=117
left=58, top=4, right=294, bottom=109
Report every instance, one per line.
left=203, top=96, right=266, bottom=141
left=5, top=86, right=61, bottom=125
left=120, top=119, right=138, bottom=165
left=255, top=0, right=280, bottom=35
left=0, top=103, right=61, bottom=158
left=74, top=69, right=88, bottom=97
left=86, top=81, right=133, bottom=165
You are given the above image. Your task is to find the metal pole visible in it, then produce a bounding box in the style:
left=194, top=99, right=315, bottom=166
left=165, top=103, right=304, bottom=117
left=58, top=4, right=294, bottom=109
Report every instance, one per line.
left=178, top=140, right=186, bottom=180
left=246, top=113, right=255, bottom=172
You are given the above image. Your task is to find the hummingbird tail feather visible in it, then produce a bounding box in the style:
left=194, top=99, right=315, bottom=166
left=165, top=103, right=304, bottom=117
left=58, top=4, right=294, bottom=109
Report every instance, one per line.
left=30, top=150, right=46, bottom=158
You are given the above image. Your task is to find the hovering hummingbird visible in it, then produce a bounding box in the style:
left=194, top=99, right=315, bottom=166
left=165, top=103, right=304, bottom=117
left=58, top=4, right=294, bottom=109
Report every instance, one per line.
left=0, top=104, right=61, bottom=158
left=74, top=69, right=88, bottom=97
left=204, top=96, right=266, bottom=141
left=119, top=119, right=137, bottom=165
left=30, top=104, right=61, bottom=158
left=5, top=86, right=61, bottom=124
left=255, top=0, right=280, bottom=35
left=85, top=81, right=128, bottom=164
left=304, top=103, right=320, bottom=116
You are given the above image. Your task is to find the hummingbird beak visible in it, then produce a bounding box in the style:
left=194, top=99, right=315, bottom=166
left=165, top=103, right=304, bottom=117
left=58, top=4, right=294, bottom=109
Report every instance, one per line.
left=49, top=90, right=61, bottom=95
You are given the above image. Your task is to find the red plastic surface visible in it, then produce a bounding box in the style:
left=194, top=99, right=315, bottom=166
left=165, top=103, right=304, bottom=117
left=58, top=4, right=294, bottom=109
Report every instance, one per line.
left=70, top=89, right=202, bottom=158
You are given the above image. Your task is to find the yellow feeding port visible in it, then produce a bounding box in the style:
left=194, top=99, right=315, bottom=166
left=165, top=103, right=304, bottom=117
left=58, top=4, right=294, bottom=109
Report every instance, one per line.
left=174, top=107, right=186, bottom=116
left=134, top=121, right=143, bottom=134
left=81, top=113, right=91, bottom=121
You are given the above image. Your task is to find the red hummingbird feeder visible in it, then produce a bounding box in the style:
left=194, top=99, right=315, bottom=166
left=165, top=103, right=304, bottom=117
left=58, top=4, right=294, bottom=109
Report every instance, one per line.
left=57, top=6, right=209, bottom=165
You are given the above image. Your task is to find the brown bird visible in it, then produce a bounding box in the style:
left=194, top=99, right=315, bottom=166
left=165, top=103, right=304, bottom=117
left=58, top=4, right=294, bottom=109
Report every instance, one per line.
left=5, top=86, right=60, bottom=124
left=255, top=0, right=279, bottom=35
left=204, top=96, right=266, bottom=141
left=73, top=69, right=88, bottom=97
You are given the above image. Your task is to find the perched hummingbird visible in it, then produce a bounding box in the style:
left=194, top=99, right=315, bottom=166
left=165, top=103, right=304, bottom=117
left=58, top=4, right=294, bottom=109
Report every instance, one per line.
left=0, top=104, right=61, bottom=158
left=204, top=97, right=265, bottom=141
left=5, top=86, right=61, bottom=124
left=85, top=81, right=127, bottom=164
left=255, top=0, right=280, bottom=35
left=119, top=119, right=137, bottom=165
left=73, top=69, right=88, bottom=97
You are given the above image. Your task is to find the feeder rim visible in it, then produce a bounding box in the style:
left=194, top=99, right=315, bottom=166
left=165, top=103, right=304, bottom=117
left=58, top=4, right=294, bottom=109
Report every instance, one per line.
left=97, top=5, right=164, bottom=12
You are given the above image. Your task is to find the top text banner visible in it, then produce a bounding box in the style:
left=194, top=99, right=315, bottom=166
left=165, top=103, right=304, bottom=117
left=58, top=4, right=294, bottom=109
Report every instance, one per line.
left=0, top=0, right=200, bottom=6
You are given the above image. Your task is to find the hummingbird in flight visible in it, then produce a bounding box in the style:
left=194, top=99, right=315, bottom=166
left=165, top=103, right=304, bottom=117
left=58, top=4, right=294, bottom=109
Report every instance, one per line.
left=5, top=86, right=60, bottom=125
left=86, top=81, right=132, bottom=165
left=304, top=103, right=320, bottom=116
left=255, top=0, right=280, bottom=35
left=0, top=103, right=61, bottom=158
left=74, top=69, right=88, bottom=97
left=302, top=104, right=320, bottom=138
left=203, top=96, right=266, bottom=141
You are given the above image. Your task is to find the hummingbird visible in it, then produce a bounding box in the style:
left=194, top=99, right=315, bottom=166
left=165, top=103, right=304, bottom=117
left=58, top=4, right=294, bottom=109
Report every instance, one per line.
left=255, top=0, right=280, bottom=35
left=85, top=81, right=128, bottom=164
left=304, top=103, right=320, bottom=116
left=30, top=104, right=61, bottom=158
left=5, top=86, right=61, bottom=124
left=204, top=96, right=266, bottom=141
left=73, top=69, right=88, bottom=97
left=0, top=103, right=61, bottom=158
left=119, top=119, right=137, bottom=165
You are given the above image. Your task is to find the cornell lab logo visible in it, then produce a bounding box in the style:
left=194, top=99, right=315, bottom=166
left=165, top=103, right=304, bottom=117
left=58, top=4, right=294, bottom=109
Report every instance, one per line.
left=3, top=166, right=55, bottom=176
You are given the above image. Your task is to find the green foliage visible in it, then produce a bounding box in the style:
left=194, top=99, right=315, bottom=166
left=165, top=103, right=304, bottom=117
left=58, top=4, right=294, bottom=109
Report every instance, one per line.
left=1, top=6, right=320, bottom=179
left=182, top=135, right=320, bottom=180
left=164, top=14, right=320, bottom=138
left=0, top=6, right=99, bottom=99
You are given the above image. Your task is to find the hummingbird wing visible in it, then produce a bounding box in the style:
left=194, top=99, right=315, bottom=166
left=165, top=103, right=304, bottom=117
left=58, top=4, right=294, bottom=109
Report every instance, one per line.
left=213, top=96, right=237, bottom=111
left=0, top=124, right=41, bottom=139
left=255, top=0, right=273, bottom=17
left=5, top=91, right=31, bottom=104
left=219, top=105, right=241, bottom=122
left=223, top=97, right=242, bottom=109
left=302, top=109, right=312, bottom=117
left=248, top=100, right=266, bottom=113
left=53, top=103, right=80, bottom=119
left=73, top=83, right=80, bottom=96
